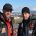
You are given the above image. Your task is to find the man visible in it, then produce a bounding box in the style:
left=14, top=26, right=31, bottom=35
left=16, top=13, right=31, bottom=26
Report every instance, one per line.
left=17, top=7, right=35, bottom=36
left=0, top=3, right=13, bottom=36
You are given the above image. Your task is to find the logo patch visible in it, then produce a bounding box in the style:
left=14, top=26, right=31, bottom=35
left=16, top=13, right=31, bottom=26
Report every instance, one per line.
left=1, top=22, right=4, bottom=24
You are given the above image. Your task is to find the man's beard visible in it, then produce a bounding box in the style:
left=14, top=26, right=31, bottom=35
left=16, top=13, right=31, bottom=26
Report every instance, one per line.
left=6, top=16, right=11, bottom=21
left=23, top=16, right=30, bottom=20
left=7, top=16, right=11, bottom=19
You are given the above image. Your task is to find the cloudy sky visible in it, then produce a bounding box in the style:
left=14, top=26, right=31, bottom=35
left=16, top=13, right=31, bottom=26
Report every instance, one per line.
left=0, top=0, right=36, bottom=12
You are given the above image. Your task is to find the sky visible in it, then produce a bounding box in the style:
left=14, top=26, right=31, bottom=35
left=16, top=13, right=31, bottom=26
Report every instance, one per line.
left=0, top=0, right=36, bottom=12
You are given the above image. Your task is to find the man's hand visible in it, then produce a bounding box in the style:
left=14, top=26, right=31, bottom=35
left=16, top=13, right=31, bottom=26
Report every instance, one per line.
left=1, top=28, right=6, bottom=33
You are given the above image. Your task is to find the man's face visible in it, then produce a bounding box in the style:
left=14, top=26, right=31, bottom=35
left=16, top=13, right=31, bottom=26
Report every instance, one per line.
left=4, top=11, right=11, bottom=19
left=23, top=12, right=30, bottom=20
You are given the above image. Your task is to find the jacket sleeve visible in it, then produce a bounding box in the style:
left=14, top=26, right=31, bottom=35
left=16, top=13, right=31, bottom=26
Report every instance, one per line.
left=17, top=23, right=23, bottom=36
left=32, top=21, right=36, bottom=35
left=0, top=21, right=2, bottom=33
